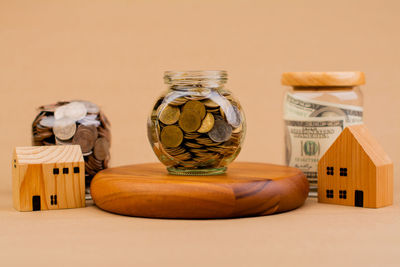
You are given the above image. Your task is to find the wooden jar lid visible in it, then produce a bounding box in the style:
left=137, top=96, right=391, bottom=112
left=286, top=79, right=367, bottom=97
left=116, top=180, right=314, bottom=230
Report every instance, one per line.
left=90, top=162, right=309, bottom=219
left=281, top=72, right=365, bottom=86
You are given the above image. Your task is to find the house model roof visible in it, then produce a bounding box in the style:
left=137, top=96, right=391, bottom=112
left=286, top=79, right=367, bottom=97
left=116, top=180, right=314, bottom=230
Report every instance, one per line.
left=331, top=124, right=392, bottom=166
left=14, top=145, right=84, bottom=164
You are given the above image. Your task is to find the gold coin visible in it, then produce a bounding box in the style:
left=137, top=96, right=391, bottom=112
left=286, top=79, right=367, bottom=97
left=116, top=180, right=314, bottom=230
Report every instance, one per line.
left=159, top=105, right=180, bottom=125
left=164, top=146, right=186, bottom=156
left=232, top=123, right=243, bottom=133
left=219, top=107, right=225, bottom=119
left=197, top=113, right=215, bottom=133
left=203, top=99, right=219, bottom=108
left=169, top=97, right=188, bottom=106
left=185, top=142, right=203, bottom=148
left=161, top=125, right=183, bottom=148
left=184, top=132, right=201, bottom=139
left=206, top=108, right=220, bottom=114
left=182, top=100, right=206, bottom=119
left=178, top=110, right=201, bottom=132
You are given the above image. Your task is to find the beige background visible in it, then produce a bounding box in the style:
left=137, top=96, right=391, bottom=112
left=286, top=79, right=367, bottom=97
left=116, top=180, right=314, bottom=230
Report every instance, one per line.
left=0, top=1, right=399, bottom=266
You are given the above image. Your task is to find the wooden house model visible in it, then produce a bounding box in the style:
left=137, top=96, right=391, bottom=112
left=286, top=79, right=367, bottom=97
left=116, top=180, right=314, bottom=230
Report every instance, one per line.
left=318, top=124, right=393, bottom=208
left=12, top=145, right=85, bottom=211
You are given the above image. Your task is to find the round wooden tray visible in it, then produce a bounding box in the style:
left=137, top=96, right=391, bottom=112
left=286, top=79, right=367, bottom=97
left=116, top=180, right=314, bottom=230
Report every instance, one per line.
left=90, top=162, right=309, bottom=219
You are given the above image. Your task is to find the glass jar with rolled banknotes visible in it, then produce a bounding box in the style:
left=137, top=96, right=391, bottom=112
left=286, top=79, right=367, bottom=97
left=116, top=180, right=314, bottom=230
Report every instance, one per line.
left=32, top=100, right=111, bottom=197
left=282, top=72, right=364, bottom=197
left=148, top=70, right=246, bottom=175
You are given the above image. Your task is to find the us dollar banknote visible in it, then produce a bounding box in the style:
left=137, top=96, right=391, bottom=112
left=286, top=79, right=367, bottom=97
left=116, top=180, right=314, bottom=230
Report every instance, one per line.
left=285, top=118, right=345, bottom=181
left=284, top=92, right=363, bottom=125
left=283, top=92, right=363, bottom=194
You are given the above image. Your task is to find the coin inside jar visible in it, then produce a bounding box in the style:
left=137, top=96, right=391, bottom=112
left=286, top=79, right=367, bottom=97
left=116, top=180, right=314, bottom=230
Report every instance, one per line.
left=159, top=105, right=180, bottom=125
left=208, top=119, right=232, bottom=142
left=64, top=101, right=88, bottom=121
left=178, top=110, right=201, bottom=132
left=161, top=125, right=183, bottom=148
left=72, top=125, right=98, bottom=153
left=202, top=99, right=219, bottom=108
left=182, top=100, right=206, bottom=119
left=53, top=117, right=76, bottom=140
left=93, top=137, right=110, bottom=160
left=197, top=113, right=215, bottom=133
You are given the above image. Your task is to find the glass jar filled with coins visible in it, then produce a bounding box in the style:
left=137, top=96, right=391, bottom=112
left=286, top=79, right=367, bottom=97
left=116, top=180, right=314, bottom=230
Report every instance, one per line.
left=282, top=72, right=364, bottom=197
left=32, top=101, right=111, bottom=195
left=148, top=70, right=246, bottom=175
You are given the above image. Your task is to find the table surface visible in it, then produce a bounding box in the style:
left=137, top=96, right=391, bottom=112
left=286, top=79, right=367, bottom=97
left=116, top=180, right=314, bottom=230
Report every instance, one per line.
left=1, top=189, right=399, bottom=267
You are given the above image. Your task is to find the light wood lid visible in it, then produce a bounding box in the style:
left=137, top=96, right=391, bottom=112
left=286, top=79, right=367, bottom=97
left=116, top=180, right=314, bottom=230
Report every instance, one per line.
left=281, top=72, right=365, bottom=86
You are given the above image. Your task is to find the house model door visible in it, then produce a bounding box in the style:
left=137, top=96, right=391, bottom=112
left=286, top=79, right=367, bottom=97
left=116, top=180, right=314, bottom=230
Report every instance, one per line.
left=32, top=195, right=41, bottom=211
left=355, top=190, right=363, bottom=207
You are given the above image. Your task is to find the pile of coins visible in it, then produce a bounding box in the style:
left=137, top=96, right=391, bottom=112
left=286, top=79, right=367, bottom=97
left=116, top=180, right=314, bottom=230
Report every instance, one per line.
left=148, top=90, right=245, bottom=173
left=32, top=101, right=111, bottom=187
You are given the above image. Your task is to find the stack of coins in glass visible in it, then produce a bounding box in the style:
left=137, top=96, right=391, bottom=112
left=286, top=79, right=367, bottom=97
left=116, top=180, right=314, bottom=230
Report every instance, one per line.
left=32, top=101, right=111, bottom=191
left=149, top=90, right=245, bottom=174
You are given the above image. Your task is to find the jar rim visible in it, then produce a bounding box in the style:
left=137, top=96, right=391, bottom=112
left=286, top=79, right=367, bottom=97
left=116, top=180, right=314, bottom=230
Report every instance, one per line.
left=281, top=71, right=365, bottom=87
left=164, top=70, right=228, bottom=85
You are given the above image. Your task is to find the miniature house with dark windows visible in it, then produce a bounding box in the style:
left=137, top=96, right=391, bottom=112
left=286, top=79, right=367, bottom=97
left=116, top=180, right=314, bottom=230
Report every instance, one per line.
left=12, top=145, right=85, bottom=211
left=318, top=124, right=393, bottom=208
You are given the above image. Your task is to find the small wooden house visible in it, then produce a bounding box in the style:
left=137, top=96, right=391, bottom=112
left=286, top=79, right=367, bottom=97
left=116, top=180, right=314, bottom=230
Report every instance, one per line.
left=12, top=145, right=85, bottom=211
left=318, top=124, right=393, bottom=208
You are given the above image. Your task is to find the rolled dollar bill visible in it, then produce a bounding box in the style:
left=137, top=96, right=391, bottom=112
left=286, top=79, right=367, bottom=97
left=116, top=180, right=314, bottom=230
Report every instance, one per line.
left=284, top=92, right=363, bottom=195
left=284, top=117, right=345, bottom=180
left=284, top=92, right=363, bottom=126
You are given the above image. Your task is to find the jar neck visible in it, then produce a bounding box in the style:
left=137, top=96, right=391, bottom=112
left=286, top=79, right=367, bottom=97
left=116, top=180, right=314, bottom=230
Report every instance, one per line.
left=164, top=70, right=227, bottom=90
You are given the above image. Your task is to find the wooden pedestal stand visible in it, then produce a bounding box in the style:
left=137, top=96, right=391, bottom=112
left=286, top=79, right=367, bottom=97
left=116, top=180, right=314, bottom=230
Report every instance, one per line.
left=90, top=162, right=308, bottom=219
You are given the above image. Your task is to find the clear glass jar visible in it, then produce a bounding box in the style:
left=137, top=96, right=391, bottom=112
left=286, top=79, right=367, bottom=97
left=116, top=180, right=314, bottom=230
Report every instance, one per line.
left=32, top=100, right=111, bottom=198
left=148, top=70, right=246, bottom=175
left=282, top=72, right=364, bottom=197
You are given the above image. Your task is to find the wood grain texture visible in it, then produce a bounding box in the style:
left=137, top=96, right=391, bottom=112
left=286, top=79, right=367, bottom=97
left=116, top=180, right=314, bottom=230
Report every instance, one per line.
left=318, top=125, right=393, bottom=208
left=90, top=162, right=309, bottom=219
left=12, top=145, right=85, bottom=211
left=281, top=71, right=365, bottom=86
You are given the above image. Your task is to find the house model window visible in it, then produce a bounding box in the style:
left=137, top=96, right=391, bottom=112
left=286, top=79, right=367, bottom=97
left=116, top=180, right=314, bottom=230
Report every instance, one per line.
left=63, top=168, right=69, bottom=174
left=340, top=168, right=347, bottom=176
left=53, top=168, right=59, bottom=175
left=339, top=190, right=347, bottom=199
left=50, top=195, right=57, bottom=205
left=74, top=167, right=80, bottom=173
left=326, top=190, right=334, bottom=198
left=326, top=167, right=334, bottom=175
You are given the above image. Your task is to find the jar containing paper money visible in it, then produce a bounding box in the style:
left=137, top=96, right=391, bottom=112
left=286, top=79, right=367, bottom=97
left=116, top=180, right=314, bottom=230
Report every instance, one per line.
left=148, top=70, right=246, bottom=175
left=282, top=72, right=364, bottom=197
left=32, top=101, right=111, bottom=194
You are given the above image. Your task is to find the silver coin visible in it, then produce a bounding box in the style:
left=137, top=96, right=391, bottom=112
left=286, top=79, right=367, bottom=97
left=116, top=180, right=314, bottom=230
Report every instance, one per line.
left=54, top=105, right=68, bottom=120
left=64, top=102, right=87, bottom=121
left=208, top=119, right=232, bottom=142
left=55, top=137, right=72, bottom=145
left=82, top=151, right=93, bottom=157
left=53, top=117, right=76, bottom=140
left=39, top=116, right=55, bottom=128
